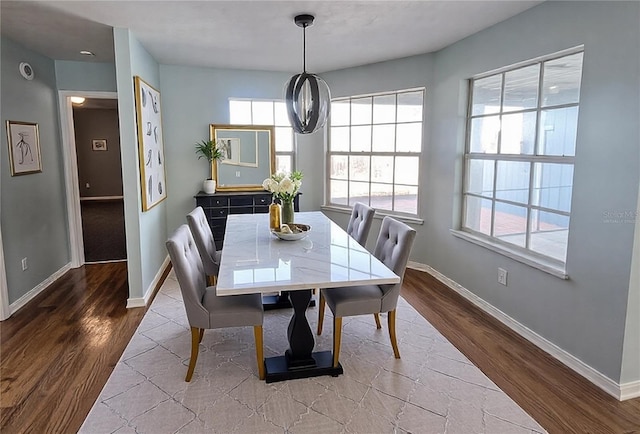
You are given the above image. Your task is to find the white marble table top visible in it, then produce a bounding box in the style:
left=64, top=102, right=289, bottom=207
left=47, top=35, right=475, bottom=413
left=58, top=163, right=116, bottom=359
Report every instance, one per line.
left=216, top=211, right=400, bottom=296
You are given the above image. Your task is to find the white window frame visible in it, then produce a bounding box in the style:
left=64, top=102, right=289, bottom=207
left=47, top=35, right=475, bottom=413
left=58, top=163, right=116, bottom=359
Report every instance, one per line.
left=457, top=47, right=584, bottom=276
left=326, top=88, right=425, bottom=219
left=228, top=98, right=296, bottom=174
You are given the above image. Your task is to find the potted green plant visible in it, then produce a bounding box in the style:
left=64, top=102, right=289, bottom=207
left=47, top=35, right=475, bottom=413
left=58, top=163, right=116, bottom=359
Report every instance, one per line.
left=195, top=139, right=224, bottom=194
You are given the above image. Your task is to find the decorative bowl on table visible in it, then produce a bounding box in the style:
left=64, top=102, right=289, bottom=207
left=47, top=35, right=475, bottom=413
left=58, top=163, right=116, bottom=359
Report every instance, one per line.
left=271, top=223, right=311, bottom=241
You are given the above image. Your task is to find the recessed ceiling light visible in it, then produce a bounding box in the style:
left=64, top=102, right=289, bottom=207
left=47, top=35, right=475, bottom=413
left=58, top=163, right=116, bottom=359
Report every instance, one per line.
left=80, top=50, right=95, bottom=56
left=70, top=96, right=86, bottom=104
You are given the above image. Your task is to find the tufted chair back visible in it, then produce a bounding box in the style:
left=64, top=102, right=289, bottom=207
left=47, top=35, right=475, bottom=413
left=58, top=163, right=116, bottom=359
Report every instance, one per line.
left=373, top=216, right=417, bottom=312
left=186, top=207, right=219, bottom=277
left=166, top=225, right=209, bottom=329
left=346, top=202, right=375, bottom=247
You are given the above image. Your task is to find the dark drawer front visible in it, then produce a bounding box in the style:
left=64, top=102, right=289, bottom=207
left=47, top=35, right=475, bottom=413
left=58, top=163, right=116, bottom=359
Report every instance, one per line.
left=209, top=217, right=226, bottom=228
left=206, top=207, right=228, bottom=219
left=212, top=226, right=226, bottom=241
left=254, top=206, right=269, bottom=214
left=254, top=194, right=271, bottom=207
left=197, top=196, right=229, bottom=208
left=230, top=206, right=253, bottom=215
left=230, top=196, right=253, bottom=207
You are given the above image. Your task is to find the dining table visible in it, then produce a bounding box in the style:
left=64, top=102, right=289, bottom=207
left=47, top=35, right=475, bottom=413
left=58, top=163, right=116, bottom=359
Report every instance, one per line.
left=216, top=211, right=400, bottom=383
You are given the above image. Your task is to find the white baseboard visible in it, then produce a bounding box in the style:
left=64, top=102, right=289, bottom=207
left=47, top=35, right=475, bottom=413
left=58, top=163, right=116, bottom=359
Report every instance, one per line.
left=127, top=256, right=170, bottom=308
left=80, top=196, right=124, bottom=201
left=407, top=261, right=639, bottom=401
left=9, top=263, right=72, bottom=315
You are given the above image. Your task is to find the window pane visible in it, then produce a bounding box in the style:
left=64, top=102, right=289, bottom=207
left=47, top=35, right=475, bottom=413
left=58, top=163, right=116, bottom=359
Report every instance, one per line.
left=330, top=126, right=349, bottom=152
left=542, top=52, right=583, bottom=107
left=332, top=100, right=350, bottom=126
left=394, top=185, right=417, bottom=214
left=252, top=101, right=274, bottom=125
left=349, top=181, right=369, bottom=205
left=349, top=155, right=370, bottom=182
left=275, top=127, right=292, bottom=152
left=493, top=202, right=527, bottom=247
left=371, top=156, right=394, bottom=183
left=466, top=159, right=494, bottom=197
left=397, top=91, right=423, bottom=122
left=396, top=123, right=422, bottom=152
left=351, top=125, right=371, bottom=152
left=530, top=210, right=569, bottom=261
left=538, top=107, right=578, bottom=156
left=330, top=155, right=348, bottom=180
left=371, top=183, right=393, bottom=210
left=230, top=100, right=251, bottom=124
left=496, top=161, right=530, bottom=204
left=351, top=97, right=372, bottom=125
left=500, top=111, right=536, bottom=154
left=331, top=180, right=348, bottom=205
left=464, top=196, right=492, bottom=235
left=373, top=94, right=396, bottom=124
left=274, top=102, right=289, bottom=126
left=275, top=155, right=291, bottom=174
left=503, top=65, right=539, bottom=111
left=470, top=115, right=500, bottom=153
left=395, top=156, right=419, bottom=185
left=532, top=163, right=573, bottom=212
left=472, top=75, right=502, bottom=116
left=372, top=125, right=395, bottom=152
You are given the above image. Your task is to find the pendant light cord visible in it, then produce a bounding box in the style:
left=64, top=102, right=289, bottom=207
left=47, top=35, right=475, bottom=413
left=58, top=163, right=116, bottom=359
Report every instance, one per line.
left=302, top=24, right=307, bottom=73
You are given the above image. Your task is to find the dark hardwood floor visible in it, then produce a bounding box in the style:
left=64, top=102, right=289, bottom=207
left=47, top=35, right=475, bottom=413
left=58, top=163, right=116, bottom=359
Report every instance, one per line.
left=0, top=262, right=165, bottom=434
left=401, top=268, right=640, bottom=434
left=1, top=264, right=638, bottom=433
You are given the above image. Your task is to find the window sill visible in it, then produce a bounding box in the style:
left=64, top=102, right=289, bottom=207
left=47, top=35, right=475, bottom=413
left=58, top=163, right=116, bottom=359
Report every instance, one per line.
left=321, top=205, right=424, bottom=225
left=450, top=229, right=569, bottom=279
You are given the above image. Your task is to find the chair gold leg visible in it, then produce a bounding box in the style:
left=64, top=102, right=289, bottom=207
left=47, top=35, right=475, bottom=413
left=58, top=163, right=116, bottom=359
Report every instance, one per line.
left=253, top=325, right=265, bottom=380
left=317, top=292, right=326, bottom=335
left=207, top=275, right=217, bottom=286
left=374, top=313, right=382, bottom=329
left=198, top=328, right=205, bottom=343
left=333, top=317, right=343, bottom=368
left=186, top=327, right=201, bottom=382
left=388, top=310, right=400, bottom=359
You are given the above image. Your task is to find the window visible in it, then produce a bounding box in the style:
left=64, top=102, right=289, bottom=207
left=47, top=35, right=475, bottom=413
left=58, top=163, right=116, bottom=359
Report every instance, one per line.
left=462, top=50, right=583, bottom=265
left=328, top=89, right=424, bottom=216
left=229, top=99, right=294, bottom=173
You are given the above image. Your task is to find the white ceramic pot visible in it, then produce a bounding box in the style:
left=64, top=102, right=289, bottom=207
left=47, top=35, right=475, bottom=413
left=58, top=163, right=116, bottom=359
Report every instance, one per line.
left=203, top=179, right=216, bottom=194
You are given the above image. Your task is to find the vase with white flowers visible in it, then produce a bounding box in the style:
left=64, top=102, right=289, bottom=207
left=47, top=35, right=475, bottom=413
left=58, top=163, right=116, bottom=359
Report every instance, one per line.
left=262, top=171, right=303, bottom=224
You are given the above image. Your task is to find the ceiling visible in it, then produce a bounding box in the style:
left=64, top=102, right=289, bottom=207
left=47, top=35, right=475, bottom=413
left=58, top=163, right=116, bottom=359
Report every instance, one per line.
left=1, top=1, right=543, bottom=73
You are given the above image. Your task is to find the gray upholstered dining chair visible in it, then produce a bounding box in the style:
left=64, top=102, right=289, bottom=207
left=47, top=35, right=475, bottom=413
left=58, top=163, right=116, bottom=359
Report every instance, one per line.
left=166, top=225, right=265, bottom=381
left=317, top=216, right=416, bottom=368
left=346, top=202, right=375, bottom=246
left=187, top=206, right=222, bottom=286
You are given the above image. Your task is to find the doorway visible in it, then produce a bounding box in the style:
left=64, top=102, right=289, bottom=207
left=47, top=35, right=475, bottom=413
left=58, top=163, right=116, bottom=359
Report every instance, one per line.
left=72, top=99, right=126, bottom=263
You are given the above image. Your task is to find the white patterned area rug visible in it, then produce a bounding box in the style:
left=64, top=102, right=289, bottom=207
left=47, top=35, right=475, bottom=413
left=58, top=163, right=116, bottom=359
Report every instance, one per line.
left=80, top=271, right=547, bottom=433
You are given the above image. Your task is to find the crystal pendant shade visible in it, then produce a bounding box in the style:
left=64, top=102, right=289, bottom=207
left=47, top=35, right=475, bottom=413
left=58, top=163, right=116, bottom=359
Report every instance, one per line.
left=285, top=14, right=331, bottom=135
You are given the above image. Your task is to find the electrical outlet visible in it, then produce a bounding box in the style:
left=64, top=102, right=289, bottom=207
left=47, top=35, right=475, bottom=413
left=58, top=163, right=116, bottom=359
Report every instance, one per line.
left=235, top=171, right=241, bottom=177
left=498, top=267, right=508, bottom=286
left=21, top=257, right=28, bottom=271
left=86, top=183, right=90, bottom=188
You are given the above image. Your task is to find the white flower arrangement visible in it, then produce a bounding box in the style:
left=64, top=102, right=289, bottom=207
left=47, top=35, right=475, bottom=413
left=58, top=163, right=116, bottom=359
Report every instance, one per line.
left=262, top=171, right=303, bottom=202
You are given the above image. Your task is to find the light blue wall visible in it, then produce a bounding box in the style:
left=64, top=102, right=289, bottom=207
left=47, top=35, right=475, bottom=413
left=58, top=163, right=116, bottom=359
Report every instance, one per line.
left=55, top=60, right=117, bottom=92
left=113, top=28, right=167, bottom=299
left=1, top=37, right=70, bottom=304
left=324, top=1, right=639, bottom=383
left=158, top=64, right=293, bottom=234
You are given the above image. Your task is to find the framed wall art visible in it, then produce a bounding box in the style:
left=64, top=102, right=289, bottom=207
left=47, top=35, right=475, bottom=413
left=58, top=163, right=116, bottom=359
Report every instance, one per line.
left=134, top=76, right=167, bottom=211
left=6, top=120, right=42, bottom=176
left=92, top=139, right=107, bottom=151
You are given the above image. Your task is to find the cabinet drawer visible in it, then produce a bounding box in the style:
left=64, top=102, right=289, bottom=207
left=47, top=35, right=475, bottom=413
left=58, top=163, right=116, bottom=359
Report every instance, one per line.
left=209, top=217, right=226, bottom=228
left=207, top=207, right=228, bottom=218
left=254, top=194, right=271, bottom=206
left=197, top=196, right=228, bottom=208
left=255, top=206, right=269, bottom=214
left=230, top=206, right=253, bottom=215
left=212, top=227, right=226, bottom=240
left=230, top=196, right=253, bottom=207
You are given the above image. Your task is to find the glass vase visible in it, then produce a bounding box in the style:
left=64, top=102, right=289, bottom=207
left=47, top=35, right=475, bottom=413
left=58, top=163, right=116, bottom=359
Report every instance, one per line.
left=281, top=198, right=294, bottom=225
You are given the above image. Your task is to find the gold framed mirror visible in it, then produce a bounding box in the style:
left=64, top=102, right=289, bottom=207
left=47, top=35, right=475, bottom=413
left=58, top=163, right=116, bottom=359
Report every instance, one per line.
left=210, top=124, right=275, bottom=191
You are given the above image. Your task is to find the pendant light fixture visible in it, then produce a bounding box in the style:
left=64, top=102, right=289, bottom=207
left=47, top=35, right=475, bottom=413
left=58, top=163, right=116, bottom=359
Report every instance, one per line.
left=285, top=14, right=331, bottom=134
